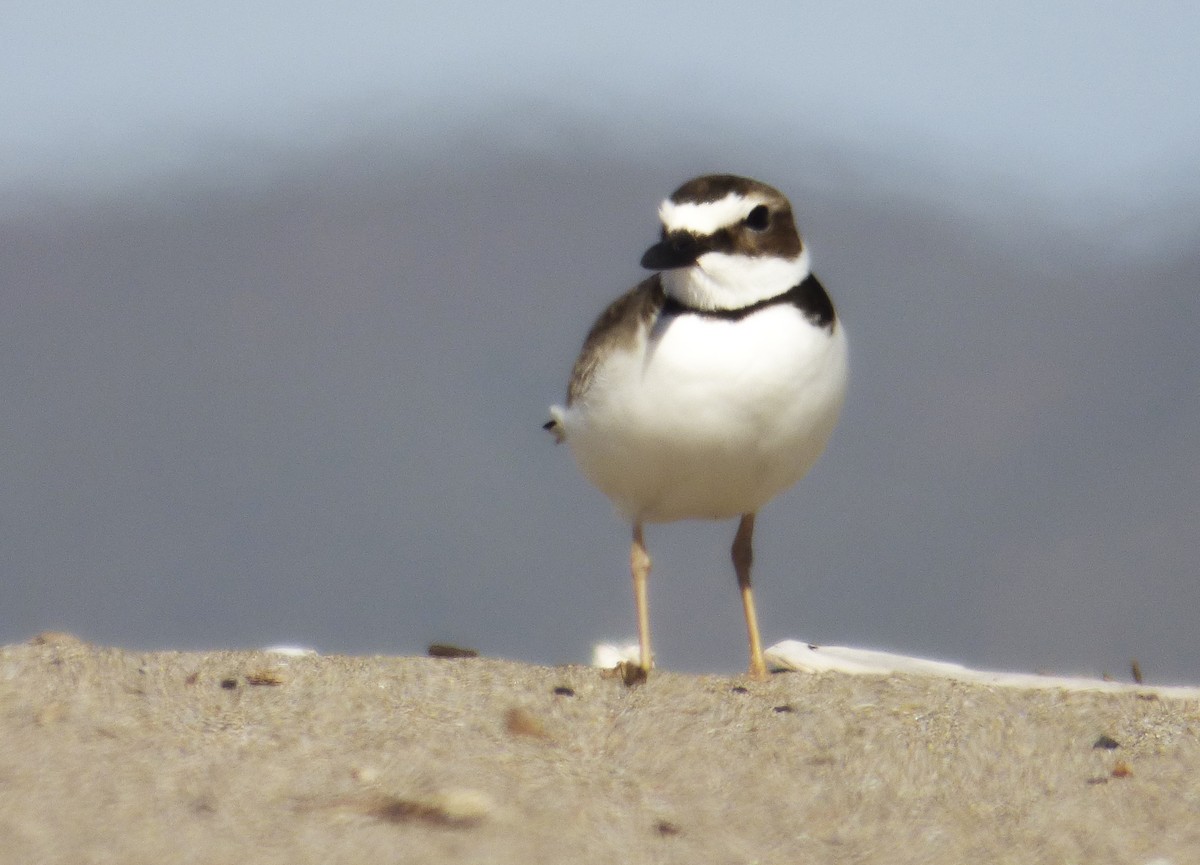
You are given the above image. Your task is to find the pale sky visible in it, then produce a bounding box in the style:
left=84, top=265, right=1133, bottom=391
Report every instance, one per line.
left=5, top=2, right=1199, bottom=205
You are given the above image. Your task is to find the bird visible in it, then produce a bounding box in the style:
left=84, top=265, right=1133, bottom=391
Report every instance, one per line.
left=545, top=174, right=848, bottom=680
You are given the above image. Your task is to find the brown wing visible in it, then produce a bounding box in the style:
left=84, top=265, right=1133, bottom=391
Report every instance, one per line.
left=566, top=274, right=666, bottom=406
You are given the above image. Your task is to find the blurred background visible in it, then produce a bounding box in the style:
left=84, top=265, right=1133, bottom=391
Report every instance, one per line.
left=3, top=2, right=1198, bottom=682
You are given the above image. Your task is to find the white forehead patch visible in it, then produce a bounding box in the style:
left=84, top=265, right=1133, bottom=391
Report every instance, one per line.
left=658, top=193, right=762, bottom=236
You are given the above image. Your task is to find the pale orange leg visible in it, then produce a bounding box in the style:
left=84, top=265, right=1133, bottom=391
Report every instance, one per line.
left=631, top=522, right=653, bottom=674
left=733, top=513, right=768, bottom=680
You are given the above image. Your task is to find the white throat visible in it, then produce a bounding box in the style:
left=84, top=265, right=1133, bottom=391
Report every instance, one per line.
left=662, top=246, right=811, bottom=311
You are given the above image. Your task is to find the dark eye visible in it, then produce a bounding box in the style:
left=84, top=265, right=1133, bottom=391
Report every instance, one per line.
left=746, top=204, right=770, bottom=231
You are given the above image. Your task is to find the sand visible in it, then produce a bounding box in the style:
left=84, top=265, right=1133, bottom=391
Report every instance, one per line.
left=2, top=633, right=1197, bottom=864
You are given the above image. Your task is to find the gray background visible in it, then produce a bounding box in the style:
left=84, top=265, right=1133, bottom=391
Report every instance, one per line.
left=4, top=3, right=1198, bottom=682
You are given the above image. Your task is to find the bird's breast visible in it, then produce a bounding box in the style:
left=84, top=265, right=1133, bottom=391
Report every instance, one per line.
left=564, top=305, right=848, bottom=521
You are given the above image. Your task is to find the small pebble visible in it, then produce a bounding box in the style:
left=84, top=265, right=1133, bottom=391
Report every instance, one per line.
left=366, top=789, right=494, bottom=827
left=505, top=707, right=550, bottom=739
left=244, top=669, right=286, bottom=686
left=427, top=644, right=479, bottom=659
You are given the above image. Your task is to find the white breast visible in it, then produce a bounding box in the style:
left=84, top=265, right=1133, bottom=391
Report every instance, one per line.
left=562, top=305, right=848, bottom=522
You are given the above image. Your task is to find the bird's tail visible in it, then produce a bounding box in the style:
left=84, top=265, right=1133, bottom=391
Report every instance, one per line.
left=543, top=406, right=566, bottom=444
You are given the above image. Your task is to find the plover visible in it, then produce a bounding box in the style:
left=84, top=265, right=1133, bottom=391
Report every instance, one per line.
left=545, top=174, right=847, bottom=679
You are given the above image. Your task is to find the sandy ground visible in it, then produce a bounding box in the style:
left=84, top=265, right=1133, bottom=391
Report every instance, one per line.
left=2, top=634, right=1198, bottom=865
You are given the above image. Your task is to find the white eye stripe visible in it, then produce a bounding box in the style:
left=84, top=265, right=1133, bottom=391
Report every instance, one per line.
left=658, top=193, right=762, bottom=236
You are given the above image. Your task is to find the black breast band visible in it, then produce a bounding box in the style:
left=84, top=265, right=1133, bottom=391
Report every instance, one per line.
left=660, top=273, right=835, bottom=330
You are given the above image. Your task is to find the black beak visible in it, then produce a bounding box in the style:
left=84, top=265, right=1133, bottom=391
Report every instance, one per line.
left=640, top=231, right=706, bottom=270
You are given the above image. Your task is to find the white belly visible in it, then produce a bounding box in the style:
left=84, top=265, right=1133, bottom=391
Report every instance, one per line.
left=562, top=306, right=848, bottom=522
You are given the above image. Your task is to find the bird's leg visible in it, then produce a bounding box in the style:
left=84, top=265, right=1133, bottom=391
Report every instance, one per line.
left=630, top=522, right=653, bottom=674
left=732, top=513, right=768, bottom=680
